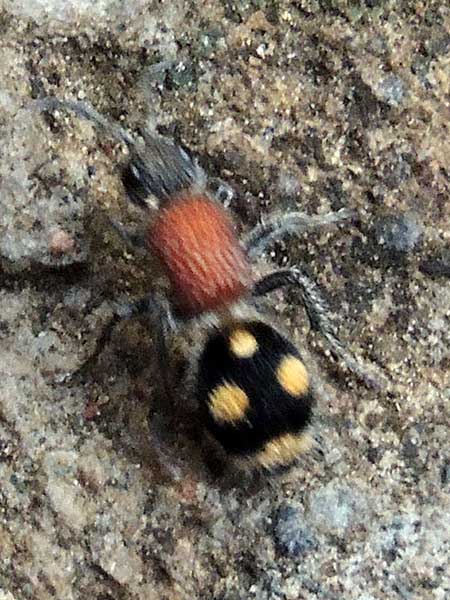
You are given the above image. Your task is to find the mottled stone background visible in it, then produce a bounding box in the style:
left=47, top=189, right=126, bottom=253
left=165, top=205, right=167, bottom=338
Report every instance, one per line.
left=0, top=1, right=449, bottom=599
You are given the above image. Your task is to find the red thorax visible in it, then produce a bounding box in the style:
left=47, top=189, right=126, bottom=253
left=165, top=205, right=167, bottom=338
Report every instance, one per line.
left=148, top=195, right=253, bottom=316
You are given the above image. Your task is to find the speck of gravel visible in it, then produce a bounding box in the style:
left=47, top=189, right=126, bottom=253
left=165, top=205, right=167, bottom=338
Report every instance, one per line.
left=276, top=170, right=301, bottom=199
left=307, top=482, right=369, bottom=535
left=420, top=249, right=450, bottom=278
left=165, top=61, right=197, bottom=90
left=373, top=212, right=422, bottom=255
left=272, top=503, right=318, bottom=558
left=440, top=461, right=450, bottom=486
left=378, top=74, right=407, bottom=106
left=402, top=436, right=419, bottom=461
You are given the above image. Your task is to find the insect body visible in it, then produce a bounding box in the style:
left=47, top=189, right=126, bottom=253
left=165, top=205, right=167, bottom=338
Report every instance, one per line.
left=143, top=187, right=315, bottom=471
left=34, top=98, right=378, bottom=474
left=147, top=191, right=315, bottom=470
left=124, top=148, right=317, bottom=471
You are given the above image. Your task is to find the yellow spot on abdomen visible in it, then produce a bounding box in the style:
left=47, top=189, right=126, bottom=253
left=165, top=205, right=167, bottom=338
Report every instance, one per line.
left=256, top=432, right=312, bottom=470
left=208, top=383, right=250, bottom=424
left=276, top=354, right=309, bottom=396
left=229, top=328, right=258, bottom=358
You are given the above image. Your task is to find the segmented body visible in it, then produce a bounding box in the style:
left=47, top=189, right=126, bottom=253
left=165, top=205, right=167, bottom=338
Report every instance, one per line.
left=148, top=194, right=313, bottom=471
left=33, top=97, right=327, bottom=473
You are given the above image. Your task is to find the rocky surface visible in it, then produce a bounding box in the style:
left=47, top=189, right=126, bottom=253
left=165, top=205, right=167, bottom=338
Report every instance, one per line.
left=0, top=1, right=449, bottom=599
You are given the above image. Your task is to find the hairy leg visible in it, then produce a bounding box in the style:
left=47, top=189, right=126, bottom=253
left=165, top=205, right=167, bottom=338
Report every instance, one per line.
left=244, top=208, right=355, bottom=259
left=70, top=294, right=178, bottom=394
left=109, top=218, right=148, bottom=251
left=209, top=178, right=235, bottom=208
left=253, top=266, right=384, bottom=389
left=30, top=97, right=135, bottom=146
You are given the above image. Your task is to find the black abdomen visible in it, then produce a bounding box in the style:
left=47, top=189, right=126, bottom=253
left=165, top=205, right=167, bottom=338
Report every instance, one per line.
left=196, top=321, right=314, bottom=471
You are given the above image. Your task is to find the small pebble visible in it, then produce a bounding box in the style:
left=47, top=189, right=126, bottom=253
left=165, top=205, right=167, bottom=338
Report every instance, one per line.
left=272, top=503, right=318, bottom=557
left=49, top=229, right=76, bottom=255
left=308, top=482, right=369, bottom=534
left=276, top=171, right=301, bottom=199
left=440, top=461, right=450, bottom=486
left=378, top=74, right=407, bottom=106
left=373, top=212, right=422, bottom=255
left=166, top=61, right=196, bottom=89
left=420, top=250, right=450, bottom=278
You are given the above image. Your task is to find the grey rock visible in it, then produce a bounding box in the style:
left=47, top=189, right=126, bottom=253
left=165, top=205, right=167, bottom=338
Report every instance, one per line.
left=272, top=503, right=318, bottom=557
left=308, top=482, right=369, bottom=535
left=378, top=74, right=407, bottom=106
left=373, top=212, right=422, bottom=255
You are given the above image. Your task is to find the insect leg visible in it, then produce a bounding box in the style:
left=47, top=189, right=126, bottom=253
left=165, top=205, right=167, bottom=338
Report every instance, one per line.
left=70, top=294, right=177, bottom=389
left=253, top=266, right=384, bottom=389
left=30, top=97, right=135, bottom=146
left=108, top=219, right=148, bottom=251
left=244, top=208, right=355, bottom=260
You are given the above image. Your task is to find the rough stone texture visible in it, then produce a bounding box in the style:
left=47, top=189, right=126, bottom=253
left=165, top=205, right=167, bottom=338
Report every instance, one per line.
left=0, top=1, right=449, bottom=599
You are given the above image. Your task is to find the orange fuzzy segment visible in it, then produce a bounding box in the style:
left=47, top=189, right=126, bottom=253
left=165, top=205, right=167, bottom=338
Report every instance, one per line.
left=149, top=196, right=252, bottom=315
